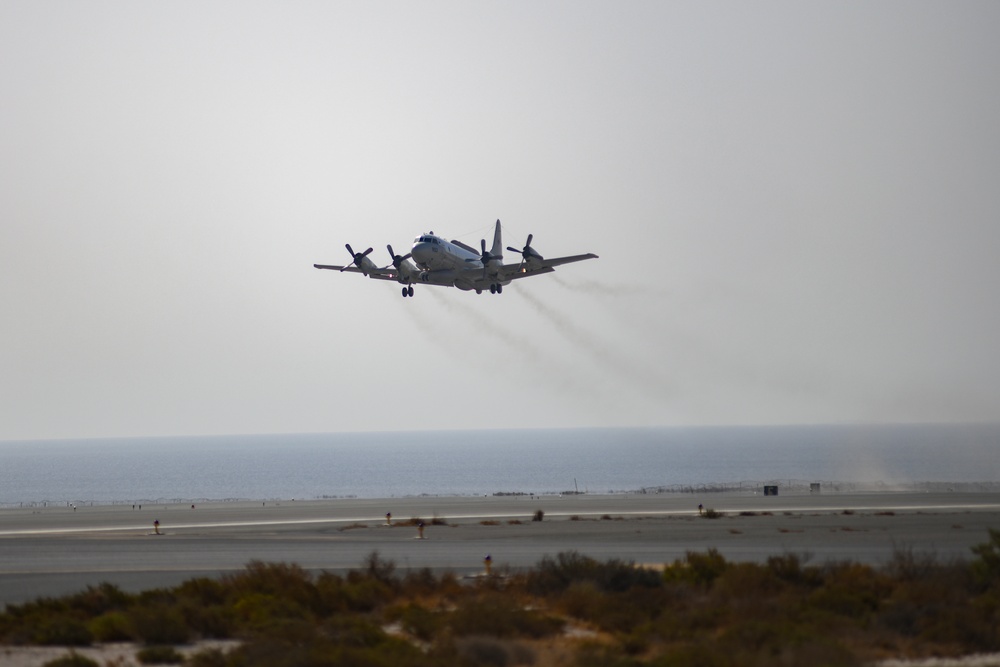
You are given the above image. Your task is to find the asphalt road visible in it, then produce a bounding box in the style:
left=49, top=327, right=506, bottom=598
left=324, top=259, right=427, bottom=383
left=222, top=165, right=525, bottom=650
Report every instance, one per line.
left=2, top=492, right=998, bottom=606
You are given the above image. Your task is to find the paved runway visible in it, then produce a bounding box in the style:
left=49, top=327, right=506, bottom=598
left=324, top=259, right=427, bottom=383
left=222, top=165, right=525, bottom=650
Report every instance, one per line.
left=2, top=492, right=999, bottom=606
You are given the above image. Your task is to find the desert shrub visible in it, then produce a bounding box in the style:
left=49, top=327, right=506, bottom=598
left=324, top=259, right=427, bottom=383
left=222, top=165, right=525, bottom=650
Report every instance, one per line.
left=664, top=549, right=729, bottom=587
left=532, top=509, right=544, bottom=522
left=528, top=551, right=662, bottom=595
left=917, top=602, right=1000, bottom=651
left=717, top=620, right=859, bottom=667
left=388, top=603, right=446, bottom=642
left=324, top=615, right=389, bottom=648
left=178, top=601, right=235, bottom=638
left=136, top=645, right=184, bottom=664
left=88, top=611, right=133, bottom=642
left=453, top=635, right=535, bottom=667
left=766, top=552, right=819, bottom=587
left=449, top=592, right=563, bottom=639
left=175, top=577, right=227, bottom=606
left=128, top=604, right=191, bottom=645
left=572, top=642, right=646, bottom=667
left=314, top=571, right=350, bottom=615
left=971, top=528, right=1000, bottom=587
left=713, top=562, right=785, bottom=603
left=230, top=629, right=430, bottom=667
left=185, top=648, right=228, bottom=667
left=810, top=562, right=888, bottom=619
left=884, top=545, right=941, bottom=583
left=362, top=550, right=398, bottom=585
left=876, top=559, right=979, bottom=645
left=577, top=587, right=668, bottom=633
left=559, top=581, right=603, bottom=620
left=65, top=583, right=133, bottom=616
left=233, top=592, right=310, bottom=627
left=41, top=652, right=99, bottom=667
left=135, top=588, right=178, bottom=608
left=223, top=561, right=319, bottom=611
left=343, top=576, right=395, bottom=612
left=651, top=643, right=731, bottom=667
left=247, top=617, right=319, bottom=644
left=400, top=567, right=439, bottom=597
left=703, top=508, right=724, bottom=519
left=34, top=615, right=93, bottom=646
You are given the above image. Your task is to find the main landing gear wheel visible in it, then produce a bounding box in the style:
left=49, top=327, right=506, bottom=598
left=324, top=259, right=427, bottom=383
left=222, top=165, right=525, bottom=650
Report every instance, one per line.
left=401, top=286, right=414, bottom=297
left=489, top=284, right=503, bottom=295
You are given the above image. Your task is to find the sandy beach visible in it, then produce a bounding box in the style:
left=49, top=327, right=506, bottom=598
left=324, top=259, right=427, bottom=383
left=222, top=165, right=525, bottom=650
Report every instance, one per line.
left=2, top=490, right=999, bottom=607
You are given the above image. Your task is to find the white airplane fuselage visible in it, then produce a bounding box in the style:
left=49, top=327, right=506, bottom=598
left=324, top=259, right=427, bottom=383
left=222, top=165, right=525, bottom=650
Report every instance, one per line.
left=410, top=232, right=505, bottom=291
left=410, top=233, right=480, bottom=271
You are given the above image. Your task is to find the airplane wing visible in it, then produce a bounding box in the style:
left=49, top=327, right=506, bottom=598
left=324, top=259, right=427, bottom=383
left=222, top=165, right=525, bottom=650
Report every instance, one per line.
left=497, top=253, right=599, bottom=280
left=313, top=264, right=400, bottom=282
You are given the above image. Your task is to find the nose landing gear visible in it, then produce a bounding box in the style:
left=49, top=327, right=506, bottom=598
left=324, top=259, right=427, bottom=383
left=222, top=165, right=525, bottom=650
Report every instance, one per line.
left=401, top=285, right=414, bottom=297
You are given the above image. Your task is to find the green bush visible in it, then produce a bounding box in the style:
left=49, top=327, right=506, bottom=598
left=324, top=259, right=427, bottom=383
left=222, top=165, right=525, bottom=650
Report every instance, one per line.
left=388, top=603, right=446, bottom=642
left=528, top=551, right=661, bottom=595
left=972, top=528, right=1000, bottom=587
left=34, top=615, right=93, bottom=646
left=448, top=592, right=563, bottom=639
left=128, top=605, right=191, bottom=645
left=88, top=611, right=133, bottom=642
left=223, top=561, right=319, bottom=611
left=136, top=645, right=184, bottom=664
left=41, top=652, right=99, bottom=667
left=453, top=635, right=535, bottom=667
left=184, top=648, right=228, bottom=667
left=664, top=548, right=729, bottom=587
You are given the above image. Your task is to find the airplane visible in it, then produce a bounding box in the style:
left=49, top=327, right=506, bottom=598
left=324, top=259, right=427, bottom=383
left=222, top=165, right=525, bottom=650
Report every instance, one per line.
left=313, top=219, right=598, bottom=297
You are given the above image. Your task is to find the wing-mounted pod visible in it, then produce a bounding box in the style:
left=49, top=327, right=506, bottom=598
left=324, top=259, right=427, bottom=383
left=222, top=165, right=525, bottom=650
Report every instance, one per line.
left=507, top=233, right=543, bottom=269
left=342, top=244, right=378, bottom=277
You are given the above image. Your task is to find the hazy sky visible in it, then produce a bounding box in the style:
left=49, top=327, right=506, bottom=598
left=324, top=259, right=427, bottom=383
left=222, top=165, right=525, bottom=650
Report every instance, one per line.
left=2, top=2, right=999, bottom=440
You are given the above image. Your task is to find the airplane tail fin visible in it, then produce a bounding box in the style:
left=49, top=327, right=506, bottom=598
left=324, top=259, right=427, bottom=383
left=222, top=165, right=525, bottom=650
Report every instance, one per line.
left=490, top=219, right=503, bottom=259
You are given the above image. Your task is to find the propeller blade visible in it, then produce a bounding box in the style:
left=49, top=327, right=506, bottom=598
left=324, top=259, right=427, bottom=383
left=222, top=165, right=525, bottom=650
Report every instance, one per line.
left=342, top=244, right=373, bottom=271
left=506, top=234, right=540, bottom=264
left=387, top=245, right=412, bottom=269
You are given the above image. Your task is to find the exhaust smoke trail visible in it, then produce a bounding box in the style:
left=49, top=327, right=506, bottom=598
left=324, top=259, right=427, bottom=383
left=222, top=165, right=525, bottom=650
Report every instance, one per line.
left=512, top=283, right=671, bottom=398
left=549, top=274, right=670, bottom=298
left=423, top=289, right=586, bottom=392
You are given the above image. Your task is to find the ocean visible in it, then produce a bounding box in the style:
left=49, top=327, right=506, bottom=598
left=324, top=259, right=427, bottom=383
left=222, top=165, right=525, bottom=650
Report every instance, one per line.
left=1, top=424, right=998, bottom=506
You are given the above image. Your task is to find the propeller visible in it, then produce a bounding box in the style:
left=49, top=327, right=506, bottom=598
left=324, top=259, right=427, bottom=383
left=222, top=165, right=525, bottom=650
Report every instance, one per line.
left=506, top=233, right=543, bottom=266
left=342, top=243, right=374, bottom=272
left=466, top=238, right=502, bottom=280
left=386, top=245, right=412, bottom=270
